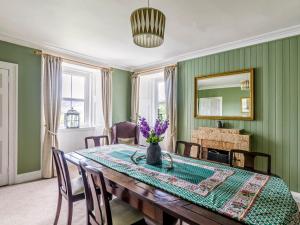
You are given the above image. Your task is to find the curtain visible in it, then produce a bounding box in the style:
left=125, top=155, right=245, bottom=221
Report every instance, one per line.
left=42, top=55, right=62, bottom=178
left=131, top=73, right=140, bottom=123
left=101, top=68, right=112, bottom=140
left=164, top=65, right=177, bottom=152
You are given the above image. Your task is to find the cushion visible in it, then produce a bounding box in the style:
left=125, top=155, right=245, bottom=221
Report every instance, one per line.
left=117, top=137, right=135, bottom=145
left=71, top=176, right=84, bottom=195
left=109, top=198, right=143, bottom=225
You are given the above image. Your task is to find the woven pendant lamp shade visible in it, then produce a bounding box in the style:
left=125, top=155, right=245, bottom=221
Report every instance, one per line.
left=131, top=7, right=166, bottom=48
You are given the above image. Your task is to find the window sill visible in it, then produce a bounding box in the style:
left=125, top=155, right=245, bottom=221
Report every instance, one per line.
left=58, top=126, right=101, bottom=133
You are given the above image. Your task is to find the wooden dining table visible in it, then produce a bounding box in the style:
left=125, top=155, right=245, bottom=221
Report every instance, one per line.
left=65, top=144, right=299, bottom=225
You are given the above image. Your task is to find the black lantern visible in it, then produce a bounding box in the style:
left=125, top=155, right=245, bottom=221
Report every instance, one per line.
left=64, top=108, right=80, bottom=128
left=64, top=74, right=80, bottom=128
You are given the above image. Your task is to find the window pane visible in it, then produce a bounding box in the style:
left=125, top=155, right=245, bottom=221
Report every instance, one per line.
left=158, top=103, right=166, bottom=121
left=62, top=74, right=71, bottom=98
left=158, top=81, right=165, bottom=102
left=60, top=99, right=85, bottom=127
left=72, top=75, right=85, bottom=99
left=62, top=74, right=85, bottom=99
left=72, top=100, right=85, bottom=126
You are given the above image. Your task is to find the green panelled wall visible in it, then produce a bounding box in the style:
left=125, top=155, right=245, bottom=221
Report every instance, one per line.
left=178, top=35, right=300, bottom=192
left=0, top=40, right=41, bottom=174
left=112, top=69, right=131, bottom=123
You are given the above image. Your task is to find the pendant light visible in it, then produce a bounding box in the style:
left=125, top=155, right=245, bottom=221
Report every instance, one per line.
left=130, top=0, right=166, bottom=48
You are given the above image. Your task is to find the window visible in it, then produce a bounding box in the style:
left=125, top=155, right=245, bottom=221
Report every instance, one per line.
left=156, top=80, right=166, bottom=121
left=138, top=71, right=167, bottom=146
left=199, top=97, right=223, bottom=116
left=60, top=62, right=103, bottom=129
left=139, top=71, right=166, bottom=125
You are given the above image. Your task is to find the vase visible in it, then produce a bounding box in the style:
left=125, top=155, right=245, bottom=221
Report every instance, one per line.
left=146, top=143, right=162, bottom=165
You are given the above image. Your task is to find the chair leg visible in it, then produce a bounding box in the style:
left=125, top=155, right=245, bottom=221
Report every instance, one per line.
left=67, top=201, right=73, bottom=225
left=54, top=193, right=62, bottom=225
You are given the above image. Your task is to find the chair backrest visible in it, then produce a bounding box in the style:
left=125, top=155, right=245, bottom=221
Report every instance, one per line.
left=111, top=121, right=139, bottom=145
left=175, top=141, right=201, bottom=159
left=52, top=148, right=73, bottom=197
left=85, top=135, right=109, bottom=149
left=80, top=162, right=112, bottom=225
left=230, top=149, right=272, bottom=175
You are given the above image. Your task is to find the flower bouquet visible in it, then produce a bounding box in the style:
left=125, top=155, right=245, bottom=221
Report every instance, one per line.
left=139, top=117, right=169, bottom=165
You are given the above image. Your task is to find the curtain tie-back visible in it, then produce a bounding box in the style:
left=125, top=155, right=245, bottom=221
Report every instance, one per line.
left=47, top=130, right=57, bottom=136
left=44, top=124, right=57, bottom=136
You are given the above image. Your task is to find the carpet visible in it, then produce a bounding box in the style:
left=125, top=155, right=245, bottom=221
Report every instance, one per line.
left=0, top=178, right=86, bottom=225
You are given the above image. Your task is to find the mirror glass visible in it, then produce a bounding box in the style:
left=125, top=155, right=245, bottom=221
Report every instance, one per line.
left=195, top=69, right=254, bottom=120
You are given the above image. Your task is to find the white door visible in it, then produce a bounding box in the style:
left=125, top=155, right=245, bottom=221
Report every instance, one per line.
left=0, top=68, right=9, bottom=186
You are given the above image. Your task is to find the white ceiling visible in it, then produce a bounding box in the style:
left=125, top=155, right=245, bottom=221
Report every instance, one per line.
left=0, top=0, right=300, bottom=71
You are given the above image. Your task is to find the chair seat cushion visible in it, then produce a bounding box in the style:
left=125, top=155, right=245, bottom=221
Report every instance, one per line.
left=71, top=176, right=84, bottom=195
left=109, top=198, right=143, bottom=225
left=117, top=137, right=135, bottom=145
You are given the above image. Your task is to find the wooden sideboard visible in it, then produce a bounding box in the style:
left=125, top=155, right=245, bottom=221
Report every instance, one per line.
left=191, top=127, right=251, bottom=166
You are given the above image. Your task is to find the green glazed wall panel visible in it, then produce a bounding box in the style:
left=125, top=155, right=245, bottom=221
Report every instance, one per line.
left=177, top=35, right=300, bottom=192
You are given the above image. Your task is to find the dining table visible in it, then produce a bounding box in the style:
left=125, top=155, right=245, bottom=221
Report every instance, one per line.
left=65, top=144, right=300, bottom=225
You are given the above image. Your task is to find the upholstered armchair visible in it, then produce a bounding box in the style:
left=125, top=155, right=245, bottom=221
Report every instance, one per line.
left=111, top=121, right=139, bottom=145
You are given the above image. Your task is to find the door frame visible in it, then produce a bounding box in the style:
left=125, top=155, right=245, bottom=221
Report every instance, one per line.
left=0, top=61, right=18, bottom=185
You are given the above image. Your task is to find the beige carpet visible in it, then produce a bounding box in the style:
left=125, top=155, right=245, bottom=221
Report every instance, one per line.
left=0, top=174, right=299, bottom=225
left=0, top=178, right=86, bottom=225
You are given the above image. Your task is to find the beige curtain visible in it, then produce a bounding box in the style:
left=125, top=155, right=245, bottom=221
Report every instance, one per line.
left=101, top=68, right=112, bottom=140
left=42, top=55, right=62, bottom=178
left=164, top=65, right=177, bottom=152
left=131, top=73, right=140, bottom=123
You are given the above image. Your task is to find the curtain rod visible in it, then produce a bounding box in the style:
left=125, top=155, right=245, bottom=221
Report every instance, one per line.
left=134, top=64, right=177, bottom=75
left=33, top=50, right=112, bottom=71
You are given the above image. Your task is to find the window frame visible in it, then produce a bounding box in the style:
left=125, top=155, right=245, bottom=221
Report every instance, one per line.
left=154, top=76, right=166, bottom=120
left=61, top=67, right=91, bottom=128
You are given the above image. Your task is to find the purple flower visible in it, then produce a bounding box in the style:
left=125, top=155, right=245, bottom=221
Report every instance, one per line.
left=139, top=117, right=150, bottom=138
left=139, top=117, right=169, bottom=143
left=154, top=119, right=169, bottom=136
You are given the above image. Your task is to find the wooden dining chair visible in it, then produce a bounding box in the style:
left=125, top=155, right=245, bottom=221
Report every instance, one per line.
left=111, top=121, right=139, bottom=145
left=229, top=149, right=272, bottom=175
left=175, top=140, right=202, bottom=159
left=85, top=135, right=109, bottom=149
left=79, top=162, right=145, bottom=225
left=52, top=148, right=85, bottom=225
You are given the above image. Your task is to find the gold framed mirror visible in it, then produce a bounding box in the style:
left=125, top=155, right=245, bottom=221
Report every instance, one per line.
left=194, top=69, right=254, bottom=120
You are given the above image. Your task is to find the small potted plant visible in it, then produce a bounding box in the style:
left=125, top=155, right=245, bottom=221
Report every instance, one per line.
left=139, top=117, right=169, bottom=165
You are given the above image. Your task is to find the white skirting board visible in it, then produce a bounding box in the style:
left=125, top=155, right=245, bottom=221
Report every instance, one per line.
left=15, top=170, right=41, bottom=184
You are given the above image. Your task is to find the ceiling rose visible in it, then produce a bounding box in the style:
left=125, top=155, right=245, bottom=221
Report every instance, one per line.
left=130, top=0, right=166, bottom=48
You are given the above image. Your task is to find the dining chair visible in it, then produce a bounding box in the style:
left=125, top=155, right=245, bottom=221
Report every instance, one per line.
left=85, top=135, right=109, bottom=148
left=52, top=148, right=85, bottom=225
left=175, top=140, right=202, bottom=159
left=229, top=149, right=272, bottom=175
left=79, top=162, right=145, bottom=225
left=111, top=121, right=139, bottom=145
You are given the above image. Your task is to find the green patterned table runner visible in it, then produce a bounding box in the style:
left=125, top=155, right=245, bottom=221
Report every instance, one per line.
left=76, top=144, right=300, bottom=225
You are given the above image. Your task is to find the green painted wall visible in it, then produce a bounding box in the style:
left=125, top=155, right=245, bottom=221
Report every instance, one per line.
left=0, top=41, right=132, bottom=175
left=0, top=40, right=41, bottom=174
left=112, top=69, right=131, bottom=124
left=178, top=35, right=300, bottom=192
left=198, top=87, right=250, bottom=116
